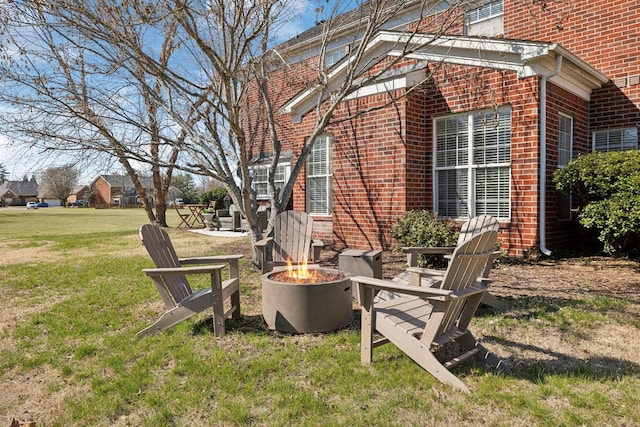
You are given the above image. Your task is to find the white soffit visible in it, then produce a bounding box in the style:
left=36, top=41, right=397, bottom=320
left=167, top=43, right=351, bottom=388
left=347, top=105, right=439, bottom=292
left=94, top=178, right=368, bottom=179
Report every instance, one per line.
left=281, top=31, right=608, bottom=120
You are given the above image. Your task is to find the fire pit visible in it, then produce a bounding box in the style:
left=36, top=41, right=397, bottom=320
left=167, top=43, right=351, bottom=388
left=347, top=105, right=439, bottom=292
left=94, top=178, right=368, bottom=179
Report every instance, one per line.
left=261, top=264, right=353, bottom=333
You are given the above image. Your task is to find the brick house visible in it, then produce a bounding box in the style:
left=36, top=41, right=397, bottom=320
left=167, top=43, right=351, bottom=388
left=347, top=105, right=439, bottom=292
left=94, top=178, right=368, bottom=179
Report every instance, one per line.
left=91, top=175, right=154, bottom=208
left=248, top=0, right=639, bottom=256
left=0, top=180, right=38, bottom=206
left=66, top=185, right=89, bottom=205
left=91, top=174, right=184, bottom=208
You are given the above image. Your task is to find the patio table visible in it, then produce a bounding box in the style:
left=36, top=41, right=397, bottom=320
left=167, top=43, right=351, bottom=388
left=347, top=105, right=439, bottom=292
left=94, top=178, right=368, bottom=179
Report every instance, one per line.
left=185, top=204, right=206, bottom=228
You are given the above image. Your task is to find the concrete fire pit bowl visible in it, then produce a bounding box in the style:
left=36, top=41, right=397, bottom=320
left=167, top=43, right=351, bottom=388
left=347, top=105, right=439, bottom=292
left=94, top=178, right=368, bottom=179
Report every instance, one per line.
left=261, top=267, right=353, bottom=333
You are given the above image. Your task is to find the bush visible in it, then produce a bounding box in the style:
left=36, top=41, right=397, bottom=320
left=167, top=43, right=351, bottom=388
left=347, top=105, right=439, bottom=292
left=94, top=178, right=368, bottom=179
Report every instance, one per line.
left=554, top=150, right=640, bottom=257
left=199, top=187, right=228, bottom=210
left=391, top=210, right=460, bottom=268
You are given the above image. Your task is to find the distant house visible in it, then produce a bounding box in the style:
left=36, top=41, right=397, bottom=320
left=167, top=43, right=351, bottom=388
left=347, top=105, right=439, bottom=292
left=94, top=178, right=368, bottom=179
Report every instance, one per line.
left=167, top=186, right=184, bottom=204
left=0, top=180, right=38, bottom=206
left=91, top=175, right=155, bottom=208
left=66, top=185, right=90, bottom=206
left=90, top=175, right=182, bottom=208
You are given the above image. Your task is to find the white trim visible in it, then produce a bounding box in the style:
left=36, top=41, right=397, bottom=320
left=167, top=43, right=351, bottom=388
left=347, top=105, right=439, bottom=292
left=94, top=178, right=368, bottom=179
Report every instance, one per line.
left=280, top=31, right=608, bottom=122
left=251, top=162, right=291, bottom=200
left=306, top=135, right=333, bottom=216
left=344, top=70, right=424, bottom=100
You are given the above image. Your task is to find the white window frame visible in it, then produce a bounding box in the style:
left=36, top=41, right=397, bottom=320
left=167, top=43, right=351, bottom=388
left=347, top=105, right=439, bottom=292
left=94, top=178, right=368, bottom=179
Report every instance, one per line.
left=325, top=46, right=348, bottom=68
left=252, top=163, right=290, bottom=200
left=467, top=0, right=503, bottom=23
left=592, top=127, right=638, bottom=152
left=306, top=135, right=333, bottom=216
left=557, top=113, right=573, bottom=220
left=466, top=0, right=504, bottom=36
left=433, top=106, right=511, bottom=221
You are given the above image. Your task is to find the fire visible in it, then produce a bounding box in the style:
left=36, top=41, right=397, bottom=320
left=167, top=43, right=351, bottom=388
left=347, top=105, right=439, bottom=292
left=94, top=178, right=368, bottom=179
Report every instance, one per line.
left=286, top=258, right=316, bottom=282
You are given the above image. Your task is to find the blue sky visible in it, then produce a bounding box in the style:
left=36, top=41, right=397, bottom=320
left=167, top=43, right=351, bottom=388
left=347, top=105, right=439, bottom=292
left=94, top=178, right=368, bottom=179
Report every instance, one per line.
left=0, top=0, right=353, bottom=182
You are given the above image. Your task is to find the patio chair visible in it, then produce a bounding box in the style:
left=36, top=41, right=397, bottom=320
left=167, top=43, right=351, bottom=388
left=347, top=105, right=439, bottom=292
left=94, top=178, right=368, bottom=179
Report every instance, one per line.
left=138, top=224, right=242, bottom=337
left=352, top=229, right=510, bottom=393
left=175, top=205, right=192, bottom=229
left=216, top=204, right=241, bottom=231
left=255, top=210, right=324, bottom=273
left=395, top=215, right=506, bottom=310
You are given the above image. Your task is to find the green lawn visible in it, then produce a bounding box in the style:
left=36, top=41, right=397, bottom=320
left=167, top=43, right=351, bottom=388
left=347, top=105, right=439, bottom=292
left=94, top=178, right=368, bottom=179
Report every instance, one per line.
left=1, top=207, right=639, bottom=426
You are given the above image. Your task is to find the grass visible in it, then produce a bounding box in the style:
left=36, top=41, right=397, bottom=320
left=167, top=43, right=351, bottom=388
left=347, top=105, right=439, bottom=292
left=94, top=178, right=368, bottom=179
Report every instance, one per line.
left=1, top=207, right=640, bottom=426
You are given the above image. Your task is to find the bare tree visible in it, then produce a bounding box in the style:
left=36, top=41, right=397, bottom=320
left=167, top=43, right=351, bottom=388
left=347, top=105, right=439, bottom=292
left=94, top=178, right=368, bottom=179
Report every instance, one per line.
left=38, top=164, right=78, bottom=205
left=0, top=1, right=186, bottom=226
left=0, top=0, right=472, bottom=263
left=163, top=0, right=469, bottom=262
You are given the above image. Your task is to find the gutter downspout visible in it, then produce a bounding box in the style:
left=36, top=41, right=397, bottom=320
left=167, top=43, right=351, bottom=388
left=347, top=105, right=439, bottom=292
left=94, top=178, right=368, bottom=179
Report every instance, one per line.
left=539, top=54, right=563, bottom=256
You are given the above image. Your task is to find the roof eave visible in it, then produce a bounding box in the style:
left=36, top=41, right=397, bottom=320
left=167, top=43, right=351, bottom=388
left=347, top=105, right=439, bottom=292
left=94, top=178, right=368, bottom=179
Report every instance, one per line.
left=281, top=33, right=610, bottom=120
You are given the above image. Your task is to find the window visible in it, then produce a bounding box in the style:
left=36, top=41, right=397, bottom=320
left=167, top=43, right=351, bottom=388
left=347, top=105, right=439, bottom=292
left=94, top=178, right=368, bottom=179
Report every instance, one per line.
left=307, top=135, right=333, bottom=215
left=325, top=47, right=347, bottom=68
left=253, top=164, right=290, bottom=199
left=434, top=107, right=511, bottom=220
left=466, top=0, right=503, bottom=36
left=592, top=127, right=638, bottom=152
left=468, top=0, right=503, bottom=23
left=557, top=113, right=573, bottom=220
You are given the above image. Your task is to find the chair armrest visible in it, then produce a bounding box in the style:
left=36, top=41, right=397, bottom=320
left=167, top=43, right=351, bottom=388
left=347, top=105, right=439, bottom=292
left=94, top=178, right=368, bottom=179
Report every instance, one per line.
left=255, top=237, right=274, bottom=272
left=179, top=255, right=242, bottom=281
left=406, top=267, right=443, bottom=287
left=255, top=237, right=273, bottom=248
left=351, top=275, right=454, bottom=301
left=143, top=265, right=225, bottom=277
left=179, top=254, right=243, bottom=265
left=402, top=246, right=456, bottom=267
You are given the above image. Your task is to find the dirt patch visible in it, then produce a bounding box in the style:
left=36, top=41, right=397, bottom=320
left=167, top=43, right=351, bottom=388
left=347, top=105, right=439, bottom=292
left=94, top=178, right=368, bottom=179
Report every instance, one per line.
left=319, top=246, right=640, bottom=303
left=318, top=246, right=640, bottom=381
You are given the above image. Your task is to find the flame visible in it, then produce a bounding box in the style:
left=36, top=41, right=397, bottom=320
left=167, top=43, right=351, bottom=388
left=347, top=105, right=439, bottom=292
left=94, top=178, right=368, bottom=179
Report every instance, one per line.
left=286, top=258, right=315, bottom=282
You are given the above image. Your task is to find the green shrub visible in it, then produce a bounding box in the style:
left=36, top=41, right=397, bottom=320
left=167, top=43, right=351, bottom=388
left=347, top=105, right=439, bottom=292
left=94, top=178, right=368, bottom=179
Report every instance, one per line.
left=391, top=210, right=460, bottom=268
left=199, top=187, right=229, bottom=210
left=554, top=150, right=640, bottom=257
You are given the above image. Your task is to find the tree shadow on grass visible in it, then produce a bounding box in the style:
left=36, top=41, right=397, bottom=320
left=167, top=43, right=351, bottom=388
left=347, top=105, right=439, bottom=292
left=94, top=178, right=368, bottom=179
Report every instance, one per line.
left=350, top=295, right=640, bottom=386
left=480, top=335, right=640, bottom=383
left=191, top=314, right=271, bottom=336
left=470, top=296, right=640, bottom=383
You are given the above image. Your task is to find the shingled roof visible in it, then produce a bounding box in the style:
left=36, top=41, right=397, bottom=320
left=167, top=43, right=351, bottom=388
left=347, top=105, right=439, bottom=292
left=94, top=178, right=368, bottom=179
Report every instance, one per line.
left=0, top=180, right=39, bottom=197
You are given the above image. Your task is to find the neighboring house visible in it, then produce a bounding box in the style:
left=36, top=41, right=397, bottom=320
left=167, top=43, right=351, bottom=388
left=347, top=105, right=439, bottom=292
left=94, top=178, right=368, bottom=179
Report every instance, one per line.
left=167, top=186, right=184, bottom=204
left=91, top=175, right=155, bottom=208
left=0, top=180, right=39, bottom=206
left=66, top=185, right=90, bottom=205
left=247, top=0, right=639, bottom=257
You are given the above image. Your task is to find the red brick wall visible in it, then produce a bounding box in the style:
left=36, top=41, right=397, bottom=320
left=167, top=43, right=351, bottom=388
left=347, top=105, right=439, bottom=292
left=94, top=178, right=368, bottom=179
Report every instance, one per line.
left=246, top=57, right=422, bottom=250
left=329, top=92, right=410, bottom=249
left=246, top=1, right=638, bottom=255
left=506, top=0, right=640, bottom=131
left=544, top=83, right=590, bottom=249
left=421, top=64, right=543, bottom=257
left=253, top=59, right=590, bottom=256
left=92, top=177, right=110, bottom=205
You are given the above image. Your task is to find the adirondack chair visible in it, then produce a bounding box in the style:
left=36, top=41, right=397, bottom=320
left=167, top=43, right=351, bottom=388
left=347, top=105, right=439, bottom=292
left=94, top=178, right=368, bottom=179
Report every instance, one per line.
left=138, top=224, right=242, bottom=337
left=352, top=229, right=510, bottom=393
left=396, top=215, right=506, bottom=310
left=255, top=210, right=324, bottom=273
